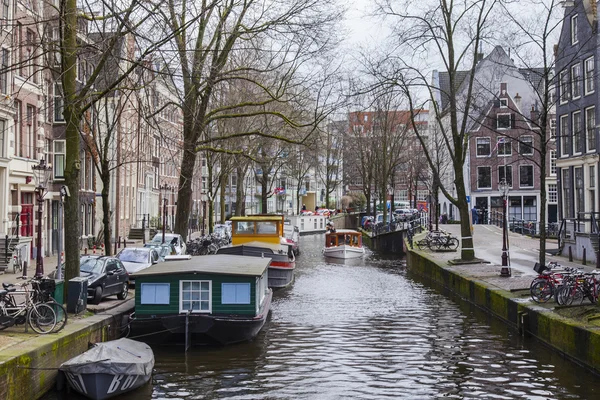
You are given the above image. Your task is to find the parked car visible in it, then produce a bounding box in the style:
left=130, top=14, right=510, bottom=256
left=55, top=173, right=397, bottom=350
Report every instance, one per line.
left=149, top=233, right=187, bottom=255
left=49, top=255, right=129, bottom=305
left=143, top=242, right=176, bottom=260
left=394, top=208, right=415, bottom=221
left=116, top=247, right=161, bottom=281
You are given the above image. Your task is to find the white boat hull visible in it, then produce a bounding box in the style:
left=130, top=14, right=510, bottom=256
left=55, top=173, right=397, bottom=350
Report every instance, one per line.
left=323, top=245, right=365, bottom=259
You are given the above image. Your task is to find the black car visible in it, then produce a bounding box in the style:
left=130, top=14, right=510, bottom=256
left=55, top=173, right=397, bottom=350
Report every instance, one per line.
left=50, top=256, right=129, bottom=304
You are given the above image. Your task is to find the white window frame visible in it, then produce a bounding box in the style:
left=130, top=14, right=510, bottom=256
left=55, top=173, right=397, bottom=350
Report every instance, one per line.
left=586, top=106, right=596, bottom=152
left=550, top=150, right=557, bottom=176
left=477, top=166, right=492, bottom=189
left=519, top=165, right=534, bottom=189
left=571, top=14, right=578, bottom=45
left=572, top=110, right=582, bottom=155
left=585, top=56, right=595, bottom=95
left=179, top=280, right=212, bottom=313
left=560, top=70, right=569, bottom=104
left=560, top=114, right=569, bottom=157
left=497, top=138, right=512, bottom=156
left=497, top=113, right=511, bottom=130
left=500, top=98, right=508, bottom=108
left=498, top=165, right=513, bottom=187
left=550, top=118, right=556, bottom=140
left=0, top=119, right=5, bottom=158
left=548, top=184, right=558, bottom=203
left=519, top=136, right=534, bottom=156
left=53, top=140, right=65, bottom=180
left=571, top=63, right=581, bottom=99
left=54, top=82, right=64, bottom=122
left=221, top=283, right=251, bottom=305
left=476, top=137, right=491, bottom=157
left=590, top=165, right=596, bottom=188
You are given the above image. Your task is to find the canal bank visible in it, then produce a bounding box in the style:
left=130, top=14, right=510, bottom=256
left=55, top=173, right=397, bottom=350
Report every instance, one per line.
left=0, top=298, right=133, bottom=400
left=407, top=224, right=600, bottom=375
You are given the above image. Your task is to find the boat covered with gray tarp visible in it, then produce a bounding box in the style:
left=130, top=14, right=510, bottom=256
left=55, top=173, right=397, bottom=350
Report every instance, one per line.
left=59, top=338, right=154, bottom=400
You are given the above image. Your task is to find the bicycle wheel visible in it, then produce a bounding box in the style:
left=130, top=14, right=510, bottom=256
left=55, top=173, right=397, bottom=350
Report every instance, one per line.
left=46, top=301, right=67, bottom=333
left=28, top=303, right=56, bottom=334
left=448, top=238, right=459, bottom=250
left=530, top=279, right=554, bottom=303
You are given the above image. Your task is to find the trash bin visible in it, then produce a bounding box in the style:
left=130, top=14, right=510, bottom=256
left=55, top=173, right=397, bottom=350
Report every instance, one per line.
left=53, top=280, right=64, bottom=304
left=67, top=277, right=88, bottom=314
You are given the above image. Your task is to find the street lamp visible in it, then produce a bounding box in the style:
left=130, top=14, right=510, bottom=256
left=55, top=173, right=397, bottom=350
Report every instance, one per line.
left=160, top=184, right=169, bottom=244
left=499, top=179, right=511, bottom=277
left=32, top=159, right=52, bottom=278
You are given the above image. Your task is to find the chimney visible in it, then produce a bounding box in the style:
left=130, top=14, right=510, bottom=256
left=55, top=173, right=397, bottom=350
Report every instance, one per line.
left=514, top=93, right=521, bottom=110
left=476, top=53, right=484, bottom=63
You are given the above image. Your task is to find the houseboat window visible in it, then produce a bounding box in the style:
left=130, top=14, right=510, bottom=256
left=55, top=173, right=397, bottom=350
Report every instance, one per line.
left=257, top=221, right=277, bottom=234
left=222, top=283, right=251, bottom=304
left=140, top=283, right=170, bottom=305
left=180, top=280, right=211, bottom=312
left=235, top=221, right=254, bottom=234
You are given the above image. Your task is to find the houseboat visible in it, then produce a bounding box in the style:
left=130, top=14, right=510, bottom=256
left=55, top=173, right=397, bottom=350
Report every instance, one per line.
left=128, top=255, right=272, bottom=346
left=323, top=229, right=365, bottom=259
left=217, top=215, right=295, bottom=288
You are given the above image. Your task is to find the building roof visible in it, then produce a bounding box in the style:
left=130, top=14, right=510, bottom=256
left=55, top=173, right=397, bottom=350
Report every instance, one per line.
left=230, top=215, right=284, bottom=222
left=133, top=255, right=270, bottom=277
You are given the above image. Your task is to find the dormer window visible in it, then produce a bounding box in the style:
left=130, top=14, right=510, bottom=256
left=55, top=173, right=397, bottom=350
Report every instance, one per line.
left=500, top=99, right=508, bottom=108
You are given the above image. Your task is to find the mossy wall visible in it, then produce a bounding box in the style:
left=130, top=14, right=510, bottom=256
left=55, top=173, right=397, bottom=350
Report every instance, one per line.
left=0, top=311, right=129, bottom=400
left=407, top=249, right=600, bottom=374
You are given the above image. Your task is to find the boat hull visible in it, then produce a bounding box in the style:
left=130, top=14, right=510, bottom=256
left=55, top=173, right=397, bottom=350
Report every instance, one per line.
left=323, top=245, right=365, bottom=259
left=130, top=290, right=272, bottom=346
left=217, top=245, right=295, bottom=289
left=63, top=372, right=150, bottom=400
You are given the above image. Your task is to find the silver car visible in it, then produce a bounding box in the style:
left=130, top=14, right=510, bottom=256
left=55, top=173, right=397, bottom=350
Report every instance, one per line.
left=150, top=233, right=187, bottom=255
left=116, top=247, right=161, bottom=281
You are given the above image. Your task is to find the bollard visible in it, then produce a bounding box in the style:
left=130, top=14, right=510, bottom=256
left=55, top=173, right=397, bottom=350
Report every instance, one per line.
left=114, top=239, right=118, bottom=255
left=583, top=247, right=587, bottom=265
left=93, top=245, right=96, bottom=254
left=123, top=237, right=127, bottom=248
left=101, top=244, right=105, bottom=255
left=84, top=248, right=88, bottom=255
left=569, top=246, right=573, bottom=262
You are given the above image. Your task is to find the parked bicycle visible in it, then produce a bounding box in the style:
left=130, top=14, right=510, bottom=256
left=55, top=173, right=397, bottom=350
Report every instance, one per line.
left=416, top=230, right=459, bottom=251
left=0, top=277, right=57, bottom=334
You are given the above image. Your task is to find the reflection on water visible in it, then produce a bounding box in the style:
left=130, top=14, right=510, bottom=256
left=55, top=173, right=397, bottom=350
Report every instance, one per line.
left=44, top=234, right=599, bottom=399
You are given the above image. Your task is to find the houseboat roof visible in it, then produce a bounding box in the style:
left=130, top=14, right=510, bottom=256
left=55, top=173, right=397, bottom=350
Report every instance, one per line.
left=327, top=229, right=361, bottom=235
left=133, top=255, right=271, bottom=277
left=230, top=215, right=284, bottom=222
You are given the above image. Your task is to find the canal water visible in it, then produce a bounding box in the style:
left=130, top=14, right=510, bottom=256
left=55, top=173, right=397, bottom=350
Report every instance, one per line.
left=46, top=234, right=600, bottom=399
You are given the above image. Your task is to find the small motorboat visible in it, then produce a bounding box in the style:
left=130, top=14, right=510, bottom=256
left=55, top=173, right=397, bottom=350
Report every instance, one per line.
left=59, top=338, right=154, bottom=400
left=323, top=229, right=365, bottom=259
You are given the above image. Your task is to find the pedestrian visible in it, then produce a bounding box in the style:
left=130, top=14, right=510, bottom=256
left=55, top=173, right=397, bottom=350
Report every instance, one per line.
left=302, top=204, right=306, bottom=211
left=471, top=207, right=479, bottom=224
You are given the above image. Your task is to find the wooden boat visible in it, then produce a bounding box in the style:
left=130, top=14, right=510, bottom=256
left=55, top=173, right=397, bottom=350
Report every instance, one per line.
left=59, top=338, right=154, bottom=400
left=217, top=215, right=295, bottom=288
left=129, top=255, right=272, bottom=346
left=323, top=229, right=365, bottom=259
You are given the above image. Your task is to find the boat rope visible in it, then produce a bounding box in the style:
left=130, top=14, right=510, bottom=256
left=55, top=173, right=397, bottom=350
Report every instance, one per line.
left=117, top=346, right=142, bottom=358
left=17, top=366, right=60, bottom=370
left=127, top=328, right=173, bottom=340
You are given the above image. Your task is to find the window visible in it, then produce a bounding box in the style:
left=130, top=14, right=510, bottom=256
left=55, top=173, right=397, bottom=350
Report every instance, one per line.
left=573, top=111, right=582, bottom=154
left=26, top=105, right=34, bottom=159
left=563, top=169, right=572, bottom=218
left=548, top=184, right=558, bottom=203
left=586, top=106, right=596, bottom=152
left=222, top=283, right=251, bottom=304
left=180, top=280, right=211, bottom=312
left=477, top=166, right=491, bottom=189
left=497, top=114, right=511, bottom=129
left=500, top=98, right=508, bottom=107
left=560, top=70, right=570, bottom=103
left=0, top=48, right=8, bottom=94
left=519, top=165, right=534, bottom=188
left=585, top=57, right=594, bottom=95
left=591, top=165, right=596, bottom=188
left=497, top=138, right=511, bottom=156
left=14, top=100, right=20, bottom=157
left=550, top=150, right=557, bottom=175
left=53, top=140, right=65, bottom=179
left=54, top=83, right=64, bottom=122
left=0, top=119, right=4, bottom=158
left=476, top=137, right=490, bottom=157
left=571, top=14, right=578, bottom=45
left=499, top=165, right=512, bottom=187
left=571, top=63, right=581, bottom=99
left=141, top=283, right=170, bottom=304
left=1, top=0, right=8, bottom=28
left=560, top=115, right=569, bottom=156
left=550, top=118, right=556, bottom=140
left=519, top=136, right=533, bottom=155
left=575, top=167, right=584, bottom=215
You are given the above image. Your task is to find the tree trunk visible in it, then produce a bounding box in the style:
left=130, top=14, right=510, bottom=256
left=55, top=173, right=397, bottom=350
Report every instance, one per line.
left=220, top=175, right=226, bottom=222
left=174, top=135, right=197, bottom=242
left=62, top=0, right=81, bottom=293
left=208, top=200, right=214, bottom=233
left=101, top=169, right=112, bottom=256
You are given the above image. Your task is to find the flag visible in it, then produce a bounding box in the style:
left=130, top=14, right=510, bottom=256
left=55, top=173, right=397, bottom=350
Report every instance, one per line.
left=489, top=137, right=505, bottom=156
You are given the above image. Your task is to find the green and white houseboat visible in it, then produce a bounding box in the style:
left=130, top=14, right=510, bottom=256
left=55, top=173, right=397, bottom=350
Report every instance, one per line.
left=129, top=255, right=272, bottom=345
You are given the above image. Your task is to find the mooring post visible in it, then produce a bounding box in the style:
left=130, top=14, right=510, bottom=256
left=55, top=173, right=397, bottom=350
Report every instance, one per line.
left=583, top=247, right=587, bottom=265
left=569, top=246, right=573, bottom=262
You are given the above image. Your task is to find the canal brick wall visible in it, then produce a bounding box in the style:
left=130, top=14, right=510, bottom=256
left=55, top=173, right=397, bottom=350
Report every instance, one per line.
left=0, top=300, right=133, bottom=400
left=407, top=246, right=600, bottom=374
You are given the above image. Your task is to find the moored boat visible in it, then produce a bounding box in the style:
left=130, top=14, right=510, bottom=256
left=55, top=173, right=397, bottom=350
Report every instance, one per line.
left=129, top=255, right=272, bottom=345
left=323, top=229, right=365, bottom=259
left=59, top=338, right=154, bottom=400
left=217, top=215, right=295, bottom=288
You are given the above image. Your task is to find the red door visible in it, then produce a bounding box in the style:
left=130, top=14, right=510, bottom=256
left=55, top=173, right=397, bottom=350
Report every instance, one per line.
left=20, top=193, right=34, bottom=238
